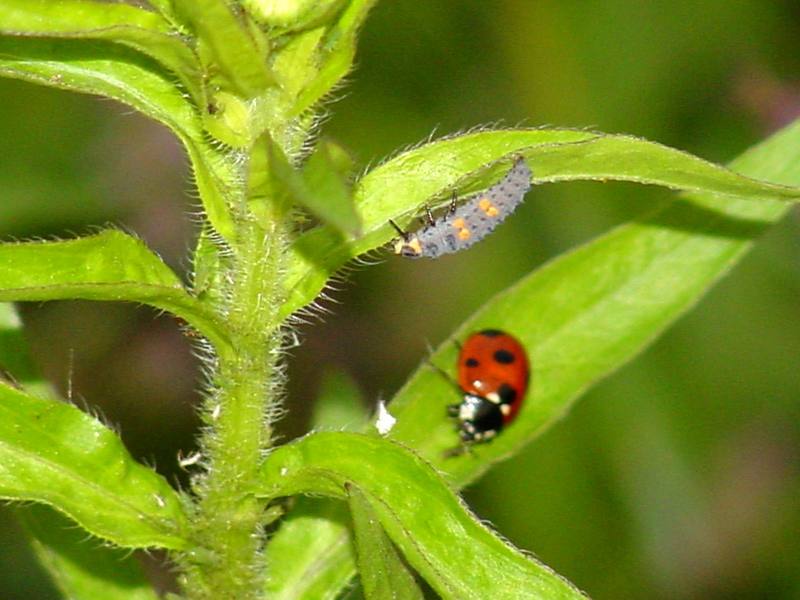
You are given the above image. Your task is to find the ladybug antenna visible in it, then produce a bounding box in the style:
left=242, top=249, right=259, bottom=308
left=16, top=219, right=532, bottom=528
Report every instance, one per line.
left=388, top=219, right=409, bottom=241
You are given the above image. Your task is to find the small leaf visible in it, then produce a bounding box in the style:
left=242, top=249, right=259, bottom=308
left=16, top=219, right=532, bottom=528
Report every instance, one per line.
left=0, top=381, right=188, bottom=549
left=0, top=0, right=203, bottom=103
left=172, top=0, right=272, bottom=97
left=0, top=230, right=230, bottom=352
left=2, top=302, right=158, bottom=596
left=270, top=139, right=360, bottom=235
left=312, top=367, right=367, bottom=431
left=244, top=0, right=348, bottom=31
left=271, top=25, right=327, bottom=100
left=20, top=505, right=159, bottom=600
left=290, top=0, right=377, bottom=116
left=263, top=498, right=356, bottom=600
left=260, top=432, right=586, bottom=600
left=144, top=0, right=183, bottom=26
left=302, top=141, right=360, bottom=235
left=0, top=303, right=47, bottom=394
left=279, top=128, right=800, bottom=320
left=347, top=483, right=424, bottom=600
left=0, top=36, right=238, bottom=242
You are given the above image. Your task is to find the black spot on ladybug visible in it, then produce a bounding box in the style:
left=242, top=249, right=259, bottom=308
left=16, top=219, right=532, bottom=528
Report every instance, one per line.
left=497, top=383, right=517, bottom=404
left=465, top=357, right=480, bottom=368
left=493, top=349, right=515, bottom=364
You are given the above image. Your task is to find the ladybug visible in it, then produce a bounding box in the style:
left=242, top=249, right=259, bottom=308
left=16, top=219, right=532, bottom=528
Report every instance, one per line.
left=390, top=156, right=533, bottom=259
left=447, top=329, right=530, bottom=443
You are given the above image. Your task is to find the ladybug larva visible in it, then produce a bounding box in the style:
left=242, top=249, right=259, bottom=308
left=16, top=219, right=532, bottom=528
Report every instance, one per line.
left=390, top=157, right=533, bottom=259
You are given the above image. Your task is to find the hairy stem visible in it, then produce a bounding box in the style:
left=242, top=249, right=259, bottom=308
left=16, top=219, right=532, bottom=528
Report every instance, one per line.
left=182, top=214, right=288, bottom=600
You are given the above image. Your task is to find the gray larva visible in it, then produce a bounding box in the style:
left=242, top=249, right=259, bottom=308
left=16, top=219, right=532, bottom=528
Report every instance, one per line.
left=390, top=156, right=533, bottom=258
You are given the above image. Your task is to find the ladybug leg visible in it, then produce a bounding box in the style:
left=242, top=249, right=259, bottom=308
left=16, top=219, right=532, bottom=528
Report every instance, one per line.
left=442, top=439, right=476, bottom=459
left=388, top=219, right=409, bottom=241
left=443, top=444, right=467, bottom=459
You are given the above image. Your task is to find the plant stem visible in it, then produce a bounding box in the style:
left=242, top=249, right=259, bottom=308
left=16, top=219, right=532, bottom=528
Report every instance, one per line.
left=182, top=215, right=287, bottom=600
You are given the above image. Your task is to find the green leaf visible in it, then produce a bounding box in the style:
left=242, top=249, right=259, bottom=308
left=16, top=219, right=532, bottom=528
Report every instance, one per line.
left=144, top=0, right=182, bottom=24
left=243, top=0, right=347, bottom=31
left=1, top=304, right=158, bottom=596
left=20, top=505, right=159, bottom=600
left=0, top=303, right=48, bottom=395
left=272, top=140, right=360, bottom=235
left=0, top=37, right=237, bottom=242
left=268, top=119, right=800, bottom=599
left=0, top=0, right=202, bottom=103
left=279, top=128, right=800, bottom=320
left=0, top=230, right=231, bottom=352
left=172, top=0, right=272, bottom=97
left=264, top=498, right=356, bottom=600
left=388, top=121, right=800, bottom=486
left=0, top=380, right=188, bottom=549
left=261, top=432, right=586, bottom=600
left=271, top=24, right=326, bottom=100
left=260, top=329, right=365, bottom=599
left=290, top=0, right=377, bottom=116
left=347, top=483, right=424, bottom=600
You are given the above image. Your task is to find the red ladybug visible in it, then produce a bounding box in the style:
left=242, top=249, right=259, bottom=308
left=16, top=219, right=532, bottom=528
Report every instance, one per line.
left=447, top=329, right=530, bottom=443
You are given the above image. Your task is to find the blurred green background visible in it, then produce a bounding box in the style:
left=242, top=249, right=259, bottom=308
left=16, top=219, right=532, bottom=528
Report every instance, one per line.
left=1, top=1, right=799, bottom=598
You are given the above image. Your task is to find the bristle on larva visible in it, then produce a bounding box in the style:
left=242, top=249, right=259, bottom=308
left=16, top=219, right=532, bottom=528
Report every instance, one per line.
left=391, top=157, right=533, bottom=259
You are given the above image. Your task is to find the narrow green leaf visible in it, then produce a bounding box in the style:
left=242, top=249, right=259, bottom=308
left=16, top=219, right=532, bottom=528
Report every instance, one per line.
left=145, top=0, right=182, bottom=25
left=267, top=119, right=800, bottom=599
left=0, top=37, right=237, bottom=242
left=244, top=0, right=347, bottom=31
left=347, top=483, right=424, bottom=600
left=264, top=498, right=356, bottom=600
left=0, top=231, right=230, bottom=352
left=0, top=303, right=46, bottom=394
left=280, top=128, right=800, bottom=320
left=262, top=370, right=365, bottom=599
left=388, top=121, right=800, bottom=486
left=0, top=380, right=188, bottom=549
left=1, top=304, right=158, bottom=597
left=261, top=432, right=586, bottom=600
left=291, top=0, right=377, bottom=116
left=20, top=505, right=159, bottom=600
left=271, top=25, right=326, bottom=100
left=0, top=0, right=202, bottom=103
left=273, top=140, right=360, bottom=235
left=172, top=0, right=272, bottom=97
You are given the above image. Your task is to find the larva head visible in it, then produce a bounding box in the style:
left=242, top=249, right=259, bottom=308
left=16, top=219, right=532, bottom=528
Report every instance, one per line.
left=392, top=234, right=423, bottom=257
left=389, top=219, right=425, bottom=258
